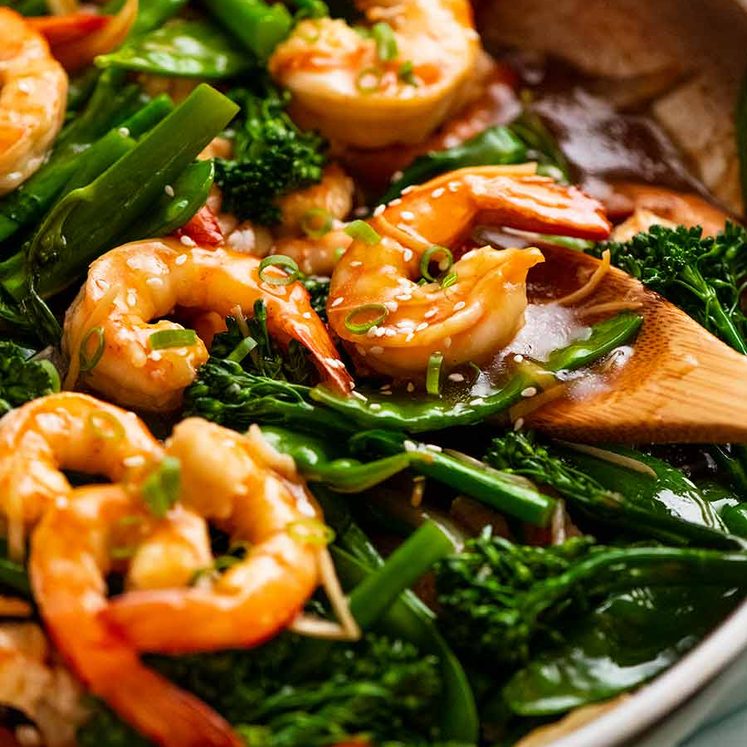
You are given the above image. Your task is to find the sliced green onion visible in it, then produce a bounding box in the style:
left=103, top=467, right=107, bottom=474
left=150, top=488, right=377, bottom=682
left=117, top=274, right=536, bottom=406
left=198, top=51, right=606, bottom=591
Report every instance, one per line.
left=398, top=60, right=418, bottom=86
left=258, top=255, right=300, bottom=286
left=149, top=328, right=198, bottom=350
left=38, top=359, right=61, bottom=392
left=288, top=518, right=336, bottom=546
left=356, top=66, right=383, bottom=93
left=344, top=220, right=380, bottom=245
left=142, top=456, right=181, bottom=518
left=344, top=303, right=389, bottom=334
left=227, top=336, right=258, bottom=363
left=334, top=246, right=347, bottom=261
left=300, top=207, right=333, bottom=239
left=79, top=326, right=105, bottom=372
left=353, top=24, right=372, bottom=38
left=441, top=271, right=458, bottom=288
left=372, top=22, right=397, bottom=62
left=420, top=245, right=453, bottom=282
left=88, top=411, right=125, bottom=442
left=426, top=351, right=444, bottom=396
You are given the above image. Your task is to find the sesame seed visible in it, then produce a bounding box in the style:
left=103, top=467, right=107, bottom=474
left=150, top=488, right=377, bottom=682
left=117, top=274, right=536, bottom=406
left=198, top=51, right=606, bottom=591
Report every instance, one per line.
left=384, top=300, right=398, bottom=312
left=151, top=351, right=162, bottom=361
left=514, top=354, right=524, bottom=363
left=118, top=126, right=130, bottom=137
left=370, top=346, right=384, bottom=355
left=381, top=390, right=392, bottom=395
left=355, top=345, right=367, bottom=357
left=385, top=328, right=396, bottom=337
left=353, top=206, right=368, bottom=217
left=366, top=326, right=379, bottom=338
left=391, top=171, right=404, bottom=182
left=350, top=260, right=363, bottom=267
left=425, top=443, right=443, bottom=453
left=443, top=336, right=452, bottom=348
left=521, top=387, right=538, bottom=398
left=369, top=403, right=382, bottom=411
left=389, top=198, right=402, bottom=206
left=415, top=322, right=429, bottom=332
left=469, top=397, right=485, bottom=405
left=123, top=455, right=146, bottom=468
left=395, top=293, right=412, bottom=302
left=400, top=210, right=415, bottom=221
left=352, top=390, right=367, bottom=401
left=302, top=311, right=312, bottom=319
left=448, top=373, right=465, bottom=382
left=146, top=277, right=163, bottom=287
left=380, top=384, right=392, bottom=391
left=373, top=204, right=385, bottom=217
left=405, top=332, right=415, bottom=342
left=375, top=327, right=386, bottom=337
left=17, top=81, right=31, bottom=94
left=513, top=417, right=525, bottom=432
left=330, top=297, right=344, bottom=308
left=461, top=249, right=476, bottom=260
left=453, top=301, right=466, bottom=311
left=403, top=439, right=417, bottom=452
left=424, top=308, right=437, bottom=319
left=401, top=187, right=415, bottom=195
left=180, top=235, right=196, bottom=247
left=175, top=253, right=188, bottom=265
left=448, top=181, right=460, bottom=192
left=164, top=184, right=175, bottom=197
left=407, top=382, right=415, bottom=392
left=403, top=249, right=414, bottom=262
left=126, top=291, right=137, bottom=307
left=431, top=187, right=445, bottom=198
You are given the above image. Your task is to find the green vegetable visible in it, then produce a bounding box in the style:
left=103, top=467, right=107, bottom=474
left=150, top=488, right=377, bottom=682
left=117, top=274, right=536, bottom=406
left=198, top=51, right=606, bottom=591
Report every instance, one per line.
left=142, top=456, right=181, bottom=518
left=486, top=431, right=744, bottom=548
left=0, top=341, right=60, bottom=415
left=131, top=0, right=190, bottom=38
left=301, top=274, right=330, bottom=320
left=148, top=328, right=198, bottom=350
left=203, top=0, right=293, bottom=61
left=737, top=68, right=747, bottom=207
left=214, top=85, right=326, bottom=226
left=596, top=223, right=747, bottom=353
left=97, top=19, right=254, bottom=78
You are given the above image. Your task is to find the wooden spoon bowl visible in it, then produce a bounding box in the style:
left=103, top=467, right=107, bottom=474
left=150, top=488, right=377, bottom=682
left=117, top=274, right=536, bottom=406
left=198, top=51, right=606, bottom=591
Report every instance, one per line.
left=524, top=244, right=747, bottom=443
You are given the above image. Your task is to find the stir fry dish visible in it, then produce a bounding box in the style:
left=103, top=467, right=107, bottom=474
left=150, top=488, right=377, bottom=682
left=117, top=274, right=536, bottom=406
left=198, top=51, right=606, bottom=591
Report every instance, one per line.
left=0, top=1, right=746, bottom=745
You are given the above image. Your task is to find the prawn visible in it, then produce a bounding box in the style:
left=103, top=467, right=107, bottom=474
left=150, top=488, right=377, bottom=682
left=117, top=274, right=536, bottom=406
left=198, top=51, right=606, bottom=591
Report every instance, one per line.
left=62, top=238, right=353, bottom=412
left=29, top=483, right=242, bottom=747
left=103, top=418, right=323, bottom=653
left=0, top=9, right=68, bottom=196
left=268, top=0, right=482, bottom=148
left=0, top=392, right=162, bottom=544
left=327, top=166, right=611, bottom=378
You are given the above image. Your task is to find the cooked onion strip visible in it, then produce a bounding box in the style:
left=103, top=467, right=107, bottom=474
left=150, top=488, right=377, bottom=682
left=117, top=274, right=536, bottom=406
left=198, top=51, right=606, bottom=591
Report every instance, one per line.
left=555, top=440, right=657, bottom=477
left=555, top=249, right=611, bottom=307
left=578, top=300, right=644, bottom=318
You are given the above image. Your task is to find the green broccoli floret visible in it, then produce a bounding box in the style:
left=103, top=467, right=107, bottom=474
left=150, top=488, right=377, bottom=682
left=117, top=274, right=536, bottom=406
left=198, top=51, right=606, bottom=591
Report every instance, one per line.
left=77, top=633, right=445, bottom=747
left=214, top=85, right=326, bottom=226
left=597, top=223, right=747, bottom=353
left=0, top=340, right=60, bottom=414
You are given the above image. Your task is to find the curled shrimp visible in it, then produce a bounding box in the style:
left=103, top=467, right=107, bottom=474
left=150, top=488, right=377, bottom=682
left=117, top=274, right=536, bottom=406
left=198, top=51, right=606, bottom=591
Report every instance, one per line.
left=268, top=0, right=481, bottom=148
left=29, top=483, right=241, bottom=747
left=0, top=392, right=162, bottom=547
left=327, top=166, right=611, bottom=378
left=103, top=418, right=322, bottom=653
left=0, top=9, right=68, bottom=196
left=62, top=238, right=353, bottom=411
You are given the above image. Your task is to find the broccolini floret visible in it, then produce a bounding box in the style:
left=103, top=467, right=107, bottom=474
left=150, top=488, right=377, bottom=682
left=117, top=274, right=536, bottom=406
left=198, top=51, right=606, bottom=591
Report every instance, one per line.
left=0, top=340, right=60, bottom=414
left=214, top=84, right=326, bottom=226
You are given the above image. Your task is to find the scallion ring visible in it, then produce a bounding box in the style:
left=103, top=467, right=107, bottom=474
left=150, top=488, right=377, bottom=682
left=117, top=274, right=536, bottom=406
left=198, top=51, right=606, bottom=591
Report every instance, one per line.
left=356, top=66, right=383, bottom=93
left=344, top=303, right=389, bottom=334
left=149, top=328, right=198, bottom=350
left=87, top=411, right=125, bottom=442
left=426, top=351, right=444, bottom=396
left=288, top=518, right=336, bottom=546
left=441, top=271, right=458, bottom=288
left=372, top=22, right=397, bottom=61
left=420, top=245, right=453, bottom=282
left=258, top=255, right=300, bottom=286
left=300, top=207, right=333, bottom=239
left=344, top=220, right=380, bottom=245
left=79, top=326, right=105, bottom=372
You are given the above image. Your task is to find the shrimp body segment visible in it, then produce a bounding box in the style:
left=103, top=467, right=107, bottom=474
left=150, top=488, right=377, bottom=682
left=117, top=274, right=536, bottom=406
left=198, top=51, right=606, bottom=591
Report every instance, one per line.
left=30, top=484, right=241, bottom=747
left=0, top=392, right=163, bottom=530
left=268, top=0, right=481, bottom=148
left=0, top=9, right=68, bottom=195
left=327, top=167, right=611, bottom=377
left=63, top=238, right=353, bottom=411
left=104, top=418, right=322, bottom=654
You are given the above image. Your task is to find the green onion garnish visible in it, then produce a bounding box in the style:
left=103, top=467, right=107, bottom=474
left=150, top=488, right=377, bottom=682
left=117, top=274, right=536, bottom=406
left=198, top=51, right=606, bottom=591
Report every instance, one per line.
left=356, top=66, right=383, bottom=93
left=87, top=411, right=125, bottom=442
left=344, top=220, right=380, bottom=245
left=79, top=326, right=105, bottom=372
left=142, top=456, right=181, bottom=518
left=441, top=271, right=458, bottom=288
left=398, top=60, right=418, bottom=86
left=258, top=255, right=300, bottom=286
left=149, top=328, right=198, bottom=350
left=344, top=303, right=389, bottom=334
left=420, top=245, right=454, bottom=282
left=227, top=336, right=258, bottom=363
left=300, top=208, right=333, bottom=239
left=426, top=351, right=444, bottom=396
left=372, top=22, right=397, bottom=61
left=288, top=518, right=336, bottom=546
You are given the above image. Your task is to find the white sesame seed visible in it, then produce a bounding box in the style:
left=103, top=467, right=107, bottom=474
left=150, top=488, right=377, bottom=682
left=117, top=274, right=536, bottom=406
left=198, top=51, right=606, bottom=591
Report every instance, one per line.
left=369, top=403, right=382, bottom=411
left=375, top=327, right=386, bottom=337
left=461, top=249, right=477, bottom=260
left=424, top=308, right=437, bottom=319
left=401, top=187, right=415, bottom=195
left=443, top=336, right=452, bottom=348
left=175, top=253, right=188, bottom=265
left=448, top=373, right=465, bottom=382
left=180, top=235, right=196, bottom=247
left=302, top=311, right=312, bottom=319
left=350, top=260, right=363, bottom=267
left=380, top=384, right=392, bottom=391
left=469, top=397, right=485, bottom=405
left=330, top=297, right=344, bottom=308
left=373, top=204, right=385, bottom=217
left=118, top=126, right=130, bottom=137
left=126, top=291, right=137, bottom=307
left=385, top=328, right=396, bottom=337
left=431, top=188, right=445, bottom=198
left=400, top=210, right=415, bottom=221
left=425, top=443, right=443, bottom=453
left=355, top=345, right=367, bottom=357
left=164, top=184, right=175, bottom=197
left=453, top=301, right=466, bottom=311
left=123, top=455, right=146, bottom=468
left=405, top=332, right=415, bottom=342
left=513, top=417, right=525, bottom=432
left=407, top=381, right=415, bottom=392
left=381, top=390, right=393, bottom=395
left=389, top=198, right=402, bottom=206
left=366, top=326, right=379, bottom=338
left=370, top=346, right=384, bottom=355
left=448, top=181, right=460, bottom=192
left=146, top=277, right=163, bottom=287
left=17, top=81, right=31, bottom=94
left=521, top=387, right=538, bottom=398
left=415, top=322, right=429, bottom=332
left=352, top=390, right=367, bottom=400
left=151, top=351, right=162, bottom=361
left=514, top=354, right=524, bottom=363
left=391, top=171, right=404, bottom=182
left=395, top=293, right=412, bottom=302
left=403, top=249, right=414, bottom=262
left=384, top=300, right=399, bottom=312
left=403, top=439, right=417, bottom=452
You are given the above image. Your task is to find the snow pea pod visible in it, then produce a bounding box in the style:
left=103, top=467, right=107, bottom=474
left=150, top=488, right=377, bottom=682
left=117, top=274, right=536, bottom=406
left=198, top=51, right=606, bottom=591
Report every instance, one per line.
left=12, top=85, right=237, bottom=300
left=131, top=0, right=189, bottom=37
left=311, top=312, right=643, bottom=434
left=97, top=18, right=254, bottom=78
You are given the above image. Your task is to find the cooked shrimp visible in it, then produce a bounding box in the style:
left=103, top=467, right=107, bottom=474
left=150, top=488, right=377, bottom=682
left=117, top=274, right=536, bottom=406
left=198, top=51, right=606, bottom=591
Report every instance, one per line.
left=29, top=483, right=242, bottom=747
left=62, top=238, right=353, bottom=411
left=0, top=392, right=162, bottom=537
left=0, top=9, right=67, bottom=196
left=268, top=0, right=482, bottom=148
left=327, top=166, right=611, bottom=378
left=103, top=418, right=322, bottom=653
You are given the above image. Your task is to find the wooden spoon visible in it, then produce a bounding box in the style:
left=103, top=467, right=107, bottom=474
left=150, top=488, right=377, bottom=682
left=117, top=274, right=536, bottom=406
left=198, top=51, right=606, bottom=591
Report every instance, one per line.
left=523, top=244, right=747, bottom=443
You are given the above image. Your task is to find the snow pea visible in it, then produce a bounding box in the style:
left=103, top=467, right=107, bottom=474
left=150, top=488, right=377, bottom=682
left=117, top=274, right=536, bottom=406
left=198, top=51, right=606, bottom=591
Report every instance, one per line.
left=131, top=0, right=189, bottom=37
left=15, top=85, right=237, bottom=300
left=311, top=312, right=643, bottom=434
left=97, top=19, right=254, bottom=79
